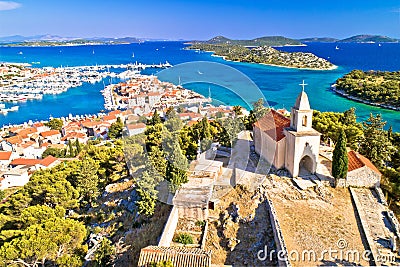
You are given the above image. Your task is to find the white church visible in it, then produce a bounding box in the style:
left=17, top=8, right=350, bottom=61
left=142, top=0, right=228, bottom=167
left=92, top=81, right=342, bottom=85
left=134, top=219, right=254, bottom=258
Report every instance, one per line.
left=253, top=81, right=321, bottom=177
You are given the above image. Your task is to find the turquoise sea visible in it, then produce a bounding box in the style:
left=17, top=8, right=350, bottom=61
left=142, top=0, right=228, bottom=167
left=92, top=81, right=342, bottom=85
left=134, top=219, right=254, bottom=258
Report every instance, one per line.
left=0, top=42, right=399, bottom=130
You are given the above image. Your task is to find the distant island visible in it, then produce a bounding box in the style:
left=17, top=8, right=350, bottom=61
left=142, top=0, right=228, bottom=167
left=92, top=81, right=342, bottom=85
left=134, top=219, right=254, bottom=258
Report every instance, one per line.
left=201, top=35, right=304, bottom=46
left=187, top=36, right=336, bottom=70
left=338, top=34, right=399, bottom=43
left=0, top=35, right=143, bottom=47
left=299, top=34, right=399, bottom=43
left=299, top=37, right=339, bottom=43
left=332, top=70, right=400, bottom=110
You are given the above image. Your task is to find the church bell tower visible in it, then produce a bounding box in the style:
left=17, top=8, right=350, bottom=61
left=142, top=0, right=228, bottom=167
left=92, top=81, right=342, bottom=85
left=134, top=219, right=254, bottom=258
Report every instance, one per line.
left=284, top=81, right=321, bottom=177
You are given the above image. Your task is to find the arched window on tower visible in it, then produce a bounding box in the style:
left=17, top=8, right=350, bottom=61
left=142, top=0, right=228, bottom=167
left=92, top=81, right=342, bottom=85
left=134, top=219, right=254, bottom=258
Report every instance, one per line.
left=302, top=115, right=308, bottom=127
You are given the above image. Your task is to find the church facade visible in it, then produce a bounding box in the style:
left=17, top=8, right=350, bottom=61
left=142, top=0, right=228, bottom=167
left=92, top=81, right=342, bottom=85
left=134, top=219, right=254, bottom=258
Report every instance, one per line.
left=253, top=85, right=321, bottom=177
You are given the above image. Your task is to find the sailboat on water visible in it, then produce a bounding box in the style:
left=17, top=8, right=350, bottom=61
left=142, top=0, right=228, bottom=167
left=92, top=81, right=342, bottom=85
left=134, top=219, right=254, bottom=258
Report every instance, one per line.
left=132, top=52, right=135, bottom=58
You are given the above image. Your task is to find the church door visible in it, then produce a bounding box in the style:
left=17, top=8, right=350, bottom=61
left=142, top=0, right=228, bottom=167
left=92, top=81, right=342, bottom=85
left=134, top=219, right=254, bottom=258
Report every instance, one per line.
left=299, top=155, right=314, bottom=176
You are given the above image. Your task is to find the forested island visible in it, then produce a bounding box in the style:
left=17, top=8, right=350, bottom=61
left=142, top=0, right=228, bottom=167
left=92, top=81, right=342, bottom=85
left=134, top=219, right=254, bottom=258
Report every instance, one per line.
left=333, top=70, right=400, bottom=110
left=187, top=43, right=336, bottom=70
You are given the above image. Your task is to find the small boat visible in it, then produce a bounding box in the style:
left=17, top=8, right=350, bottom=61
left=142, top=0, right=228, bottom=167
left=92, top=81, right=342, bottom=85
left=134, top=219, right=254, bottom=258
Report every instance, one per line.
left=378, top=44, right=382, bottom=47
left=197, top=70, right=203, bottom=75
left=92, top=49, right=95, bottom=55
left=18, top=51, right=23, bottom=55
left=132, top=52, right=135, bottom=58
left=335, top=45, right=339, bottom=50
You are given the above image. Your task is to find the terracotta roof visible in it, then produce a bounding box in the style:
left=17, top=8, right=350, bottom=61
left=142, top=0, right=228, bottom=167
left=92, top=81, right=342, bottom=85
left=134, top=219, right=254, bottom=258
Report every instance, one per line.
left=108, top=110, right=122, bottom=116
left=61, top=132, right=87, bottom=141
left=10, top=155, right=58, bottom=167
left=102, top=114, right=116, bottom=122
left=6, top=135, right=23, bottom=145
left=347, top=150, right=381, bottom=175
left=253, top=109, right=290, bottom=141
left=10, top=158, right=41, bottom=166
left=127, top=123, right=146, bottom=130
left=40, top=156, right=58, bottom=167
left=33, top=122, right=44, bottom=128
left=19, top=141, right=36, bottom=149
left=17, top=127, right=37, bottom=138
left=82, top=121, right=102, bottom=128
left=0, top=151, right=12, bottom=160
left=40, top=130, right=61, bottom=138
left=137, top=246, right=212, bottom=267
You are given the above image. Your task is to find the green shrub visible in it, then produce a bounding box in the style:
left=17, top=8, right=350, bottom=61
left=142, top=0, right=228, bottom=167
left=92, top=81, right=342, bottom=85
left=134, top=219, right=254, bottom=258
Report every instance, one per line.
left=195, top=220, right=206, bottom=228
left=174, top=233, right=193, bottom=245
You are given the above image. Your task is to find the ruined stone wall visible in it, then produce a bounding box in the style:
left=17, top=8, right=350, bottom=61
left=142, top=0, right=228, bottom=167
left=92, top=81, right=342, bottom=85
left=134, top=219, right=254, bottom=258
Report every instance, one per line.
left=346, top=167, right=380, bottom=188
left=265, top=198, right=291, bottom=267
left=158, top=206, right=180, bottom=246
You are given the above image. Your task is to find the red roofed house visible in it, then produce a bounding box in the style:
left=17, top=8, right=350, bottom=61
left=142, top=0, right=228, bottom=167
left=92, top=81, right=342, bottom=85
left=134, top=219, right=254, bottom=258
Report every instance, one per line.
left=102, top=114, right=117, bottom=124
left=40, top=130, right=62, bottom=144
left=253, top=88, right=321, bottom=177
left=10, top=155, right=60, bottom=171
left=344, top=150, right=381, bottom=188
left=32, top=122, right=49, bottom=133
left=0, top=151, right=14, bottom=166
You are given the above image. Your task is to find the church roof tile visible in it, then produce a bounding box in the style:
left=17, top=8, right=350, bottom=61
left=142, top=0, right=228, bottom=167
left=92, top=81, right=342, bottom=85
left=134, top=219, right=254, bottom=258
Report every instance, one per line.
left=347, top=150, right=381, bottom=175
left=254, top=109, right=290, bottom=141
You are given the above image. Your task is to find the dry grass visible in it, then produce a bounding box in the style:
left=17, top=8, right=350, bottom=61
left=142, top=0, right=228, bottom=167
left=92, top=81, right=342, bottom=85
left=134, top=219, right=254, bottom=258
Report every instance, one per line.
left=114, top=203, right=172, bottom=266
left=267, top=175, right=370, bottom=266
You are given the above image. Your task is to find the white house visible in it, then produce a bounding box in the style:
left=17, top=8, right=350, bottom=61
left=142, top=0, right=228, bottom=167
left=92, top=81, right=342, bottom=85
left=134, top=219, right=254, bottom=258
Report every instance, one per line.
left=0, top=167, right=30, bottom=189
left=40, top=130, right=62, bottom=144
left=126, top=123, right=146, bottom=136
left=0, top=151, right=14, bottom=166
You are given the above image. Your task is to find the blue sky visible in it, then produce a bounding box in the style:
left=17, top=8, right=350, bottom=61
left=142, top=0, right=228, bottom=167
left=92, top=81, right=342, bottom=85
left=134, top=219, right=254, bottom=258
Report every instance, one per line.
left=0, top=0, right=399, bottom=39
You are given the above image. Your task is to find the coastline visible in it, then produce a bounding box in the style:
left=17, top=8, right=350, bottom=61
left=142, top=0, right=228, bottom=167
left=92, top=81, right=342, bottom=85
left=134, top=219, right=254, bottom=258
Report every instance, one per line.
left=331, top=85, right=400, bottom=111
left=210, top=52, right=337, bottom=71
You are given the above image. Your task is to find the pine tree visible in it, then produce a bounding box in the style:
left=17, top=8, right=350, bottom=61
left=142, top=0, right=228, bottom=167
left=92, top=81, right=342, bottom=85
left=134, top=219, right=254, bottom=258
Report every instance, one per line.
left=149, top=110, right=162, bottom=126
left=332, top=129, right=348, bottom=179
left=359, top=113, right=394, bottom=167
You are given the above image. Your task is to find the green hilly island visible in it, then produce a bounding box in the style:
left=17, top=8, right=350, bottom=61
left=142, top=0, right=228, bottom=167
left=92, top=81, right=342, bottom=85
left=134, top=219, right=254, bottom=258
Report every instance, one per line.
left=188, top=36, right=335, bottom=70
left=334, top=70, right=400, bottom=110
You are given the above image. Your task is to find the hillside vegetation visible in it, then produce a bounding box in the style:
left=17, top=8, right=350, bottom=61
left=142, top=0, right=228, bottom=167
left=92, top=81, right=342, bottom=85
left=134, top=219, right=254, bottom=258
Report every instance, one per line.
left=188, top=43, right=335, bottom=70
left=334, top=70, right=400, bottom=109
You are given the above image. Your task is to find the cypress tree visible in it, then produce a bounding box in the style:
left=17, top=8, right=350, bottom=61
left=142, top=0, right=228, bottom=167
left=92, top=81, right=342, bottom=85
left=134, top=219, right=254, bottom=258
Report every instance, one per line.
left=332, top=129, right=348, bottom=179
left=68, top=140, right=75, bottom=157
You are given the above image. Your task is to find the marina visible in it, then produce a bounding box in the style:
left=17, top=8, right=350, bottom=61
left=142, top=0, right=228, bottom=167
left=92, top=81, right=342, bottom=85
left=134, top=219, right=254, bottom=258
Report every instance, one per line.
left=0, top=62, right=172, bottom=104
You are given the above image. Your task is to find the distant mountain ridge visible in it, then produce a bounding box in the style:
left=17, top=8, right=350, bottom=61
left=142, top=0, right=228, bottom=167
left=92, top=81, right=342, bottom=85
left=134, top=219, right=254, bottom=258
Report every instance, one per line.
left=338, top=34, right=399, bottom=43
left=204, top=35, right=303, bottom=46
left=299, top=37, right=339, bottom=43
left=299, top=34, right=399, bottom=43
left=0, top=35, right=143, bottom=44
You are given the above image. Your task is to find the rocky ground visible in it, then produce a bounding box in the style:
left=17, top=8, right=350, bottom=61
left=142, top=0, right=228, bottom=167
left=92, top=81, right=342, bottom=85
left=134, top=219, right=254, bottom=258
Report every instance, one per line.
left=206, top=184, right=277, bottom=266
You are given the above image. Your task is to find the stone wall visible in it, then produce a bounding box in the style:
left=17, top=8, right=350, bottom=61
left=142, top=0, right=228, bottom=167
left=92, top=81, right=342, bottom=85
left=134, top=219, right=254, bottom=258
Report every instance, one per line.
left=347, top=166, right=380, bottom=188
left=265, top=198, right=291, bottom=267
left=375, top=187, right=388, bottom=206
left=158, top=206, right=180, bottom=246
left=349, top=188, right=380, bottom=265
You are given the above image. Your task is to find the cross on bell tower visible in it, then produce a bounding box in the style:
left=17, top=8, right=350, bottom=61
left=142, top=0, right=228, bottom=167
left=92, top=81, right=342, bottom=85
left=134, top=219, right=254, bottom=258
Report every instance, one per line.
left=299, top=80, right=307, bottom=92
